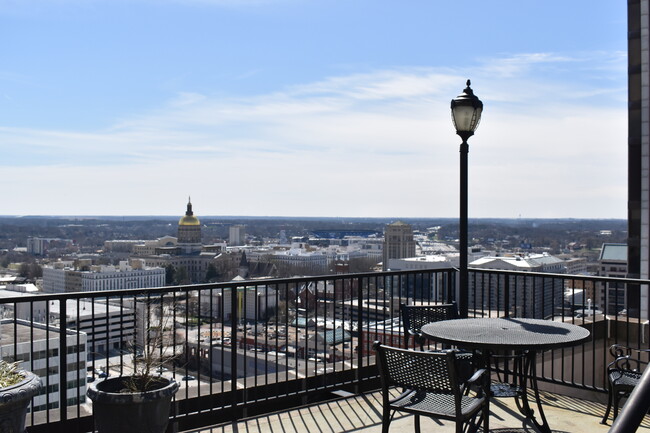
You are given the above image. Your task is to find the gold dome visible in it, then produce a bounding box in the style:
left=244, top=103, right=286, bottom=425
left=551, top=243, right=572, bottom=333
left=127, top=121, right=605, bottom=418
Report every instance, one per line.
left=179, top=198, right=201, bottom=226
left=179, top=215, right=200, bottom=226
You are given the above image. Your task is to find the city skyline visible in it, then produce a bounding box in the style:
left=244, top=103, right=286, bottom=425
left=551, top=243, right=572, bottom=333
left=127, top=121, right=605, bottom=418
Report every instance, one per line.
left=0, top=1, right=627, bottom=218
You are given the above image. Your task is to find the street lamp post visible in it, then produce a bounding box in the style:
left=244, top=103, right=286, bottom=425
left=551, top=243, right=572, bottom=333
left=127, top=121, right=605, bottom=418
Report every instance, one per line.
left=451, top=80, right=483, bottom=318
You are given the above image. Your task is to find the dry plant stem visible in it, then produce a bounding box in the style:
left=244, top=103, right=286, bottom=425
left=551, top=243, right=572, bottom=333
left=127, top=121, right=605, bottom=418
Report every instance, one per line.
left=0, top=361, right=25, bottom=388
left=125, top=298, right=179, bottom=392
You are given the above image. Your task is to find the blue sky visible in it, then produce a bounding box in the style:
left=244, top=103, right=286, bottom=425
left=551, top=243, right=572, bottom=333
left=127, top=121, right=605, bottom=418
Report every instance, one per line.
left=0, top=0, right=627, bottom=218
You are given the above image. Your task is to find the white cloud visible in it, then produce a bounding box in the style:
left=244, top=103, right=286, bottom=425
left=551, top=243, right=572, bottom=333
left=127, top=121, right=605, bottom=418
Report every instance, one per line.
left=0, top=53, right=627, bottom=217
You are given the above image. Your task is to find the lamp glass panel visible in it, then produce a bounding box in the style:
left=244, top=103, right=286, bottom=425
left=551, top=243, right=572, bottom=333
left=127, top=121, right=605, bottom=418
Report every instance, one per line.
left=452, top=105, right=476, bottom=132
left=472, top=107, right=483, bottom=131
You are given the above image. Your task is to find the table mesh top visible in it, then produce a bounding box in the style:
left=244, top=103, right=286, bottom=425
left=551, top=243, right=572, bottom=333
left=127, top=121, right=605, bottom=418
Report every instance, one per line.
left=421, top=318, right=590, bottom=351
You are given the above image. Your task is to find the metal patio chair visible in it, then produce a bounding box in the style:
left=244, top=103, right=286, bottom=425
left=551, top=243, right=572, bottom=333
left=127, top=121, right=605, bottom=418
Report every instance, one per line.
left=400, top=302, right=475, bottom=383
left=374, top=342, right=490, bottom=433
left=400, top=302, right=460, bottom=350
left=601, top=343, right=650, bottom=424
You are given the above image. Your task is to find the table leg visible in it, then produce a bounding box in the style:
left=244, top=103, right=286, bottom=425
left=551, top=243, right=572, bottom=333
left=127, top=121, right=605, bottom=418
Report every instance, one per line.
left=491, top=351, right=525, bottom=398
left=514, top=351, right=551, bottom=433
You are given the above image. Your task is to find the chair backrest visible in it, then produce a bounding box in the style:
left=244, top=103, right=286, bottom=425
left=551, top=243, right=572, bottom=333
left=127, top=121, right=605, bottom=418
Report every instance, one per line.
left=608, top=344, right=650, bottom=373
left=400, top=303, right=459, bottom=336
left=374, top=341, right=461, bottom=396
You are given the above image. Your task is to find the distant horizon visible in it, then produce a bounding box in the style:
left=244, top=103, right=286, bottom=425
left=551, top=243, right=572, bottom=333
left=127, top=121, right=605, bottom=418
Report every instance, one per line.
left=0, top=214, right=628, bottom=222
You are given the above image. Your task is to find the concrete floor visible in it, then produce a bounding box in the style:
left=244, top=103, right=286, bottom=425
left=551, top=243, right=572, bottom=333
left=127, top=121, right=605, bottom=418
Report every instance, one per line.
left=182, top=388, right=650, bottom=433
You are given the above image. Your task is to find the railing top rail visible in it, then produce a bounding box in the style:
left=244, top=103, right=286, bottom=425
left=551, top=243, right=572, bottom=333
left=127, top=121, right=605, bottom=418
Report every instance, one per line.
left=0, top=268, right=458, bottom=304
left=469, top=267, right=650, bottom=285
left=1, top=266, right=648, bottom=304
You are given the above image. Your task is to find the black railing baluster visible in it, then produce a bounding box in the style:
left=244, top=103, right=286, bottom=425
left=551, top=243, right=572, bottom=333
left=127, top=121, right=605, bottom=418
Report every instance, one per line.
left=354, top=274, right=363, bottom=394
left=76, top=297, right=81, bottom=424
left=45, top=300, right=50, bottom=424
left=58, top=298, right=67, bottom=424
left=230, top=283, right=238, bottom=419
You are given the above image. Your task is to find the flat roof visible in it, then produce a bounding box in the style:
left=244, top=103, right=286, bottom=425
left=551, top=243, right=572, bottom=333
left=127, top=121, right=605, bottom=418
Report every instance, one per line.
left=0, top=320, right=61, bottom=346
left=600, top=243, right=627, bottom=262
left=48, top=300, right=133, bottom=317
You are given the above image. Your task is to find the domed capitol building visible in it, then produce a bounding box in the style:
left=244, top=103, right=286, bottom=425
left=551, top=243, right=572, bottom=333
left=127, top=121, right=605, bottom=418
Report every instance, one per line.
left=177, top=198, right=202, bottom=253
left=132, top=198, right=226, bottom=283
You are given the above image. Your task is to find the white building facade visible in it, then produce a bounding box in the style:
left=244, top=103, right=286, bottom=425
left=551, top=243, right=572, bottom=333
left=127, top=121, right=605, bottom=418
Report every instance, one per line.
left=43, top=261, right=165, bottom=293
left=0, top=320, right=87, bottom=411
left=469, top=253, right=567, bottom=318
left=200, top=285, right=278, bottom=321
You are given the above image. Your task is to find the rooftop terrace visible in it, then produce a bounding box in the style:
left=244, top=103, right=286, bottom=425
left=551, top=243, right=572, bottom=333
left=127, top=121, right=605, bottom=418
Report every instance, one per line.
left=183, top=388, right=650, bottom=433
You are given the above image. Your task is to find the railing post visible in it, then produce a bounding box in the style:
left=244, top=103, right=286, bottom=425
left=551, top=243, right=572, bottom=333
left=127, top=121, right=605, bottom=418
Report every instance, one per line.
left=230, top=286, right=239, bottom=421
left=504, top=275, right=510, bottom=318
left=447, top=269, right=455, bottom=305
left=58, top=299, right=67, bottom=425
left=355, top=275, right=364, bottom=394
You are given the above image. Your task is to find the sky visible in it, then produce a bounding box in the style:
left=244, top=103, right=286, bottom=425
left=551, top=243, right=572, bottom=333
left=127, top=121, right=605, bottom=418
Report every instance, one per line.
left=0, top=0, right=628, bottom=219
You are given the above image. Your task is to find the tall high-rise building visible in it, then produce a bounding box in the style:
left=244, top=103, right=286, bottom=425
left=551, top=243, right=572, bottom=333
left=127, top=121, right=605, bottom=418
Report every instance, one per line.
left=627, top=1, right=649, bottom=318
left=382, top=221, right=416, bottom=271
left=229, top=225, right=246, bottom=246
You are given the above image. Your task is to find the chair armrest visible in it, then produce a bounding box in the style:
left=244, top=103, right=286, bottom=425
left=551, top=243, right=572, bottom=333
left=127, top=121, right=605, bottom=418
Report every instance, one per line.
left=414, top=334, right=427, bottom=347
left=461, top=367, right=489, bottom=395
left=465, top=368, right=488, bottom=385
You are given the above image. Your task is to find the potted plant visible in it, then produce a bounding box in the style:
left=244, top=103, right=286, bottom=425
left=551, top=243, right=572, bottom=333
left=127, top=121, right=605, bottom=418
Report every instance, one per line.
left=0, top=360, right=43, bottom=433
left=87, top=301, right=180, bottom=433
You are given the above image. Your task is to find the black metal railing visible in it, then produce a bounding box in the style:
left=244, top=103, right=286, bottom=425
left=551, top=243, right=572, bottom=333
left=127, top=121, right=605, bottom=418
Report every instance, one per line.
left=1, top=267, right=647, bottom=432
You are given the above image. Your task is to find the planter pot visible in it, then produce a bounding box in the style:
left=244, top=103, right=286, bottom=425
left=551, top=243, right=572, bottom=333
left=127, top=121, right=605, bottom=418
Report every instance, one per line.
left=87, top=376, right=180, bottom=433
left=0, top=371, right=42, bottom=433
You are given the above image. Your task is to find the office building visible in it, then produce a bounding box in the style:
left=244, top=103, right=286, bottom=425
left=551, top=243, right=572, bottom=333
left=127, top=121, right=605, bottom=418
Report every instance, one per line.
left=598, top=243, right=628, bottom=314
left=199, top=284, right=278, bottom=321
left=382, top=221, right=416, bottom=271
left=0, top=319, right=87, bottom=411
left=469, top=253, right=567, bottom=318
left=229, top=225, right=246, bottom=246
left=42, top=261, right=165, bottom=293
left=26, top=237, right=75, bottom=256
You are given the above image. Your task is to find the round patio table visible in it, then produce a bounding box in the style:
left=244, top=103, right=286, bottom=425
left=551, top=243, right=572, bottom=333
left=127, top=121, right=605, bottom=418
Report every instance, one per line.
left=421, top=317, right=590, bottom=433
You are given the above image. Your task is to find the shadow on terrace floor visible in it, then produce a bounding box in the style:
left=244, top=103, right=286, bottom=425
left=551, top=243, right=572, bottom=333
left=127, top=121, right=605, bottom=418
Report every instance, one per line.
left=183, top=389, right=650, bottom=433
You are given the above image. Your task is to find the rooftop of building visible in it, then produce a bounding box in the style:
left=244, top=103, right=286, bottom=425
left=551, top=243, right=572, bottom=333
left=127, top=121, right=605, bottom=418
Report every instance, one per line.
left=0, top=319, right=77, bottom=345
left=599, top=243, right=627, bottom=262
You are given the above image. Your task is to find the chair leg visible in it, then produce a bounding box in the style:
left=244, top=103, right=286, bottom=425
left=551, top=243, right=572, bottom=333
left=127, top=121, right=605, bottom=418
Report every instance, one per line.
left=414, top=414, right=421, bottom=433
left=601, top=387, right=613, bottom=424
left=382, top=408, right=392, bottom=433
left=613, top=391, right=620, bottom=421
